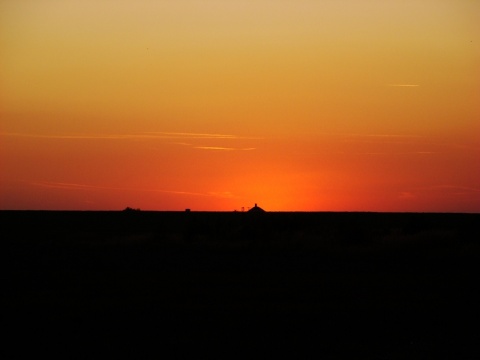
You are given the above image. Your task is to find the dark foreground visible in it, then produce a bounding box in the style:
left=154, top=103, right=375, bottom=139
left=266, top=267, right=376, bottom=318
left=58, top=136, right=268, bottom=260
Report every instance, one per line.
left=2, top=211, right=480, bottom=359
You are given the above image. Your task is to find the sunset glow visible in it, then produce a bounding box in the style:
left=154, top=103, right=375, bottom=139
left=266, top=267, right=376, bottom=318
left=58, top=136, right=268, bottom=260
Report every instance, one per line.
left=1, top=0, right=479, bottom=212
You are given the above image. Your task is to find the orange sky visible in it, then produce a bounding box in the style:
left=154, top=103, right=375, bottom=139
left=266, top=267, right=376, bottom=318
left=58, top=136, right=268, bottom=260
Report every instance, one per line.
left=1, top=0, right=479, bottom=212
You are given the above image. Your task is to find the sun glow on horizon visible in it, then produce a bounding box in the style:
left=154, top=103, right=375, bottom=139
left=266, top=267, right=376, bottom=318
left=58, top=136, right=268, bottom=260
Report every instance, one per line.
left=1, top=0, right=479, bottom=212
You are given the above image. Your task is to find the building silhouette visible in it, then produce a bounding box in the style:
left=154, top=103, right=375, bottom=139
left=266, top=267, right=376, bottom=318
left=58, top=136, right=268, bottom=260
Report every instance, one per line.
left=247, top=203, right=266, bottom=213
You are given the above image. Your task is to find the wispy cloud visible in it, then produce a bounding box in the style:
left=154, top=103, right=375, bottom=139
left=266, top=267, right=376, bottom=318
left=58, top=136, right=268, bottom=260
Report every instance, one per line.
left=194, top=146, right=256, bottom=151
left=343, top=133, right=424, bottom=139
left=145, top=131, right=261, bottom=140
left=361, top=151, right=436, bottom=155
left=314, top=132, right=420, bottom=138
left=1, top=132, right=138, bottom=140
left=195, top=146, right=235, bottom=151
left=398, top=185, right=480, bottom=202
left=1, top=131, right=261, bottom=141
left=387, top=84, right=420, bottom=87
left=2, top=131, right=260, bottom=154
left=341, top=134, right=477, bottom=155
left=401, top=185, right=480, bottom=200
left=171, top=142, right=193, bottom=146
left=145, top=131, right=238, bottom=139
left=399, top=191, right=415, bottom=199
left=29, top=181, right=227, bottom=197
left=31, top=181, right=94, bottom=190
left=421, top=185, right=480, bottom=193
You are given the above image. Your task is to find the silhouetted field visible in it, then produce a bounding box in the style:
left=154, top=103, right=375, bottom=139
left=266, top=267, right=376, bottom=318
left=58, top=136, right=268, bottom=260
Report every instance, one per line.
left=2, top=211, right=480, bottom=359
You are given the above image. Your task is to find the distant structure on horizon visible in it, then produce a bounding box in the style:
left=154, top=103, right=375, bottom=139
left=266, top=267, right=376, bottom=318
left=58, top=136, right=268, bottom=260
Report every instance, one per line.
left=247, top=203, right=266, bottom=213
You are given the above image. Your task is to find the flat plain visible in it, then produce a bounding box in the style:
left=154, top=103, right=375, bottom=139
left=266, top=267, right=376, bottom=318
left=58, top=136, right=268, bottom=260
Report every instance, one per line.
left=2, top=211, right=480, bottom=359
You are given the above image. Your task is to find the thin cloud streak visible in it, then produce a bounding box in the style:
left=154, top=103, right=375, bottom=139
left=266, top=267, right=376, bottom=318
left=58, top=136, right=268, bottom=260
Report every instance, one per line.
left=171, top=142, right=193, bottom=146
left=421, top=185, right=480, bottom=193
left=194, top=146, right=256, bottom=151
left=1, top=132, right=137, bottom=140
left=315, top=132, right=423, bottom=138
left=145, top=131, right=237, bottom=139
left=1, top=131, right=261, bottom=141
left=401, top=185, right=480, bottom=199
left=397, top=185, right=480, bottom=204
left=343, top=133, right=425, bottom=138
left=387, top=84, right=420, bottom=87
left=29, top=181, right=225, bottom=197
left=399, top=191, right=415, bottom=199
left=361, top=151, right=436, bottom=155
left=145, top=132, right=262, bottom=140
left=195, top=147, right=235, bottom=151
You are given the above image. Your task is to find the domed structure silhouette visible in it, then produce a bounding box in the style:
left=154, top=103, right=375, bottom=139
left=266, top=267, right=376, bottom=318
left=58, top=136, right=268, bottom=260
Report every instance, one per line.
left=248, top=203, right=266, bottom=213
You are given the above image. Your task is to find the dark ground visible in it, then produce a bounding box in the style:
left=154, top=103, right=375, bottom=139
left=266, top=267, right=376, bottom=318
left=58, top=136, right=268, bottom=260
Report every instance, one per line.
left=2, top=211, right=480, bottom=359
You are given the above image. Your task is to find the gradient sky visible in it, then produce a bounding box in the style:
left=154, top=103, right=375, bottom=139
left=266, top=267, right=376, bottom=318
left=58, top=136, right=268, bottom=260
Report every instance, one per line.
left=1, top=0, right=479, bottom=212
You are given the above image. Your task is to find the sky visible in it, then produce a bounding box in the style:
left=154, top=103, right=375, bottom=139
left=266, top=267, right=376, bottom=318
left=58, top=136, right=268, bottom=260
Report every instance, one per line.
left=1, top=0, right=479, bottom=212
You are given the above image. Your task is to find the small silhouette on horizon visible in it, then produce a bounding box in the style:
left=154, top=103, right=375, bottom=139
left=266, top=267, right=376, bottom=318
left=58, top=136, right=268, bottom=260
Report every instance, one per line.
left=123, top=207, right=141, bottom=212
left=247, top=203, right=266, bottom=213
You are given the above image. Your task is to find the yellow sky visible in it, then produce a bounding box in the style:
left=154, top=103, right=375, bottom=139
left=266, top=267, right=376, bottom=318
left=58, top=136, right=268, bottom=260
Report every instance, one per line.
left=1, top=0, right=479, bottom=211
